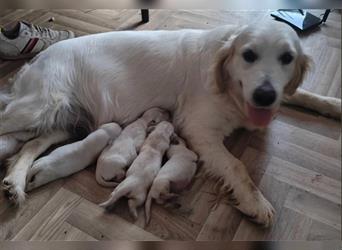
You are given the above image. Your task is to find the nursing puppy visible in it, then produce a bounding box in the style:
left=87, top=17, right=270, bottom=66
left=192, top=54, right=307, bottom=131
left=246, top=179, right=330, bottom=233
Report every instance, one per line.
left=96, top=108, right=169, bottom=187
left=26, top=123, right=122, bottom=191
left=3, top=131, right=69, bottom=205
left=145, top=134, right=198, bottom=224
left=100, top=121, right=174, bottom=219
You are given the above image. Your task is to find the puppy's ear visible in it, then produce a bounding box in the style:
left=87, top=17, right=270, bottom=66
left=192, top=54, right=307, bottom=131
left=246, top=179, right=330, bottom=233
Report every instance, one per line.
left=284, top=54, right=311, bottom=96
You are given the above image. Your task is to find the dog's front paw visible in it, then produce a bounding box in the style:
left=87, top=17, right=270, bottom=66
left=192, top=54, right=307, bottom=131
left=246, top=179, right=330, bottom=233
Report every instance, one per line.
left=242, top=192, right=275, bottom=228
left=2, top=177, right=26, bottom=206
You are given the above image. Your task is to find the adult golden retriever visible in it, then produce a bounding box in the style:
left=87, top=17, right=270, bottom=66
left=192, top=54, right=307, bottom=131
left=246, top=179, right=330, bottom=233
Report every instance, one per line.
left=0, top=20, right=340, bottom=227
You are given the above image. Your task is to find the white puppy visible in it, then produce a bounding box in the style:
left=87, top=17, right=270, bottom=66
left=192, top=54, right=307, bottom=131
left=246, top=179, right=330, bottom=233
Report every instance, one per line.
left=100, top=121, right=174, bottom=219
left=26, top=123, right=122, bottom=191
left=145, top=134, right=198, bottom=223
left=96, top=108, right=169, bottom=187
left=2, top=131, right=69, bottom=205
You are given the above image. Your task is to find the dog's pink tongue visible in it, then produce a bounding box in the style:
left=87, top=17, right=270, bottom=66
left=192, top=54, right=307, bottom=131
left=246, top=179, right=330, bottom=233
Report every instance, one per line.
left=247, top=103, right=273, bottom=127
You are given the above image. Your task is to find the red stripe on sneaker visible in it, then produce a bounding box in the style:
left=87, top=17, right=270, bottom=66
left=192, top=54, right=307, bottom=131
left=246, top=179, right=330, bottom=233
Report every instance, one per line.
left=23, top=38, right=39, bottom=54
left=20, top=38, right=32, bottom=54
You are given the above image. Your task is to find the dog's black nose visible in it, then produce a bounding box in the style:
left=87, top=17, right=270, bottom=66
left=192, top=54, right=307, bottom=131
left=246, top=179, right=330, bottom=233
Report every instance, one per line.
left=252, top=81, right=277, bottom=107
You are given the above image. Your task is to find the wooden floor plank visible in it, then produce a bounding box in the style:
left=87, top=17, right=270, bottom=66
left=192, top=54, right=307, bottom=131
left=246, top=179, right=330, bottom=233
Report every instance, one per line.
left=196, top=203, right=242, bottom=241
left=254, top=119, right=340, bottom=159
left=66, top=198, right=161, bottom=241
left=48, top=222, right=97, bottom=241
left=13, top=188, right=82, bottom=241
left=0, top=180, right=64, bottom=240
left=307, top=220, right=341, bottom=241
left=284, top=188, right=341, bottom=230
left=267, top=157, right=341, bottom=205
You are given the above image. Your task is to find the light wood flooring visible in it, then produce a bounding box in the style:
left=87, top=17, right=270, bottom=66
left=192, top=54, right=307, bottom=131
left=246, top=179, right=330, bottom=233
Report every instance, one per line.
left=0, top=9, right=341, bottom=241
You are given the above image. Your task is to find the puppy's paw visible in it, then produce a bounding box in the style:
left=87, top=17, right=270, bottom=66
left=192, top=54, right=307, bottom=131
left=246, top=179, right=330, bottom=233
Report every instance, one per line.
left=26, top=161, right=53, bottom=191
left=2, top=177, right=26, bottom=206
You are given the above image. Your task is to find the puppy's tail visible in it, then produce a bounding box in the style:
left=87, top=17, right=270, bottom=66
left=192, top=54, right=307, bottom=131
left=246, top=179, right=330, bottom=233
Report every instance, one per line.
left=145, top=193, right=153, bottom=225
left=283, top=88, right=341, bottom=120
left=99, top=181, right=131, bottom=208
left=145, top=180, right=164, bottom=225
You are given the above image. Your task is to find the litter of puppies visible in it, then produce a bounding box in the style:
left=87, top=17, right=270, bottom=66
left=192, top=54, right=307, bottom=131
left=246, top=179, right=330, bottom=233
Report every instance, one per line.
left=95, top=108, right=169, bottom=187
left=99, top=121, right=174, bottom=220
left=1, top=107, right=199, bottom=224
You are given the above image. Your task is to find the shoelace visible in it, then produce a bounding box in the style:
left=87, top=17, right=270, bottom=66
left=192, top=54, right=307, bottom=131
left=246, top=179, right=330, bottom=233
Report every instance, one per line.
left=24, top=22, right=58, bottom=39
left=32, top=24, right=57, bottom=38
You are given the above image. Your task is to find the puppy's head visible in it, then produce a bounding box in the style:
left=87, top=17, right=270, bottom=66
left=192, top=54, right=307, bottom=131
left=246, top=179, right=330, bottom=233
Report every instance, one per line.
left=152, top=121, right=174, bottom=137
left=212, top=21, right=311, bottom=128
left=142, top=107, right=170, bottom=127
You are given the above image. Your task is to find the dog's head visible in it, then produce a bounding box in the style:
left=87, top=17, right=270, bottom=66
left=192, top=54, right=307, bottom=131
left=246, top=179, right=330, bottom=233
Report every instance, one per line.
left=212, top=21, right=311, bottom=127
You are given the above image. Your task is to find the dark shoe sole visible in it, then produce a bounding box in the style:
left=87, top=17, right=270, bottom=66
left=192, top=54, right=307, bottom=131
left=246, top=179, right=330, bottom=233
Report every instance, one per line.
left=0, top=52, right=38, bottom=61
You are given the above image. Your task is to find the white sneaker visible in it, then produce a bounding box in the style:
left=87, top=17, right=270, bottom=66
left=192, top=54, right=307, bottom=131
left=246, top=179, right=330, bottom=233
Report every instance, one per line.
left=0, top=21, right=75, bottom=60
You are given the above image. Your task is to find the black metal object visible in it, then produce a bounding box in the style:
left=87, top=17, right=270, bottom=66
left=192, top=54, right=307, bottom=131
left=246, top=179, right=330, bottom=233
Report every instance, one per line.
left=271, top=9, right=331, bottom=32
left=141, top=9, right=149, bottom=23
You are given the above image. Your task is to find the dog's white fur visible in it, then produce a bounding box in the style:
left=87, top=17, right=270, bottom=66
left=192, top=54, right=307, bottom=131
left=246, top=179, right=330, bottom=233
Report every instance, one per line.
left=145, top=135, right=198, bottom=224
left=1, top=20, right=340, bottom=226
left=0, top=131, right=36, bottom=163
left=2, top=131, right=69, bottom=205
left=96, top=108, right=169, bottom=187
left=100, top=121, right=174, bottom=219
left=26, top=123, right=122, bottom=191
left=283, top=88, right=341, bottom=118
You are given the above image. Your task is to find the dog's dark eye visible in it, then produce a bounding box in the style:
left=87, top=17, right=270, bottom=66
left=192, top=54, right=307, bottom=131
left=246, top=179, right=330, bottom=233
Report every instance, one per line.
left=242, top=49, right=258, bottom=63
left=279, top=52, right=294, bottom=65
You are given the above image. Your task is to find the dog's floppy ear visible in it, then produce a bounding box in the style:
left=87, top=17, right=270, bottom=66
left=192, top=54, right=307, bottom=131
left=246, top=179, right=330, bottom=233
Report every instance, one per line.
left=209, top=25, right=248, bottom=94
left=210, top=38, right=236, bottom=93
left=284, top=54, right=311, bottom=96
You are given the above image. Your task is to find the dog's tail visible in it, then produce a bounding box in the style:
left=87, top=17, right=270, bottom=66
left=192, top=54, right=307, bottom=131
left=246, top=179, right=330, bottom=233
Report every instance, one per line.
left=0, top=85, right=14, bottom=111
left=283, top=88, right=341, bottom=120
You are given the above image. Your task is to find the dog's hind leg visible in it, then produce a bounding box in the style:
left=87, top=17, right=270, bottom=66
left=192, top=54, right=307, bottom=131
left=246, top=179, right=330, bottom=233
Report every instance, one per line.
left=283, top=88, right=341, bottom=120
left=0, top=131, right=36, bottom=164
left=0, top=97, right=43, bottom=135
left=2, top=131, right=69, bottom=206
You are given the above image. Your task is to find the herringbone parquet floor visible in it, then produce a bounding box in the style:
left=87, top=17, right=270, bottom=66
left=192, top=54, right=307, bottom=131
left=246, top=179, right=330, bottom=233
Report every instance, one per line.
left=0, top=9, right=340, bottom=241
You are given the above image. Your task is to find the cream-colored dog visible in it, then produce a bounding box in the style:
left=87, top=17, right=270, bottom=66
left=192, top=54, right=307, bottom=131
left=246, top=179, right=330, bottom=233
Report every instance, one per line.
left=100, top=121, right=174, bottom=219
left=26, top=123, right=121, bottom=191
left=2, top=20, right=340, bottom=226
left=96, top=107, right=169, bottom=187
left=145, top=134, right=198, bottom=223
